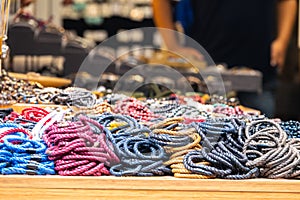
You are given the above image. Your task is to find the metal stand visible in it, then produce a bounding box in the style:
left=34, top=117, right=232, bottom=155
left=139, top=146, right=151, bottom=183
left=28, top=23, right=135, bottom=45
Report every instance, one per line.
left=0, top=43, right=9, bottom=76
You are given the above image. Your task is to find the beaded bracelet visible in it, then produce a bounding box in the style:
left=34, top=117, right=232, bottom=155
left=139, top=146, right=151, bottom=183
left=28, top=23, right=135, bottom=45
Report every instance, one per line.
left=55, top=87, right=97, bottom=108
left=166, top=105, right=207, bottom=119
left=115, top=98, right=159, bottom=122
left=37, top=87, right=63, bottom=104
left=280, top=121, right=300, bottom=139
left=213, top=104, right=244, bottom=116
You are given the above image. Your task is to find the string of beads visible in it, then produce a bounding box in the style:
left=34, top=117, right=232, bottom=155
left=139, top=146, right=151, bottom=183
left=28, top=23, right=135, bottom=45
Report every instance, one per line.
left=114, top=98, right=160, bottom=122
left=280, top=120, right=300, bottom=139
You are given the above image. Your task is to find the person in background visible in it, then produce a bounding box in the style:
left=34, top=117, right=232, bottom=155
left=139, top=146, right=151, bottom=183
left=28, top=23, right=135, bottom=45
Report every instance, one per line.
left=62, top=0, right=73, bottom=6
left=21, top=0, right=33, bottom=8
left=152, top=0, right=297, bottom=117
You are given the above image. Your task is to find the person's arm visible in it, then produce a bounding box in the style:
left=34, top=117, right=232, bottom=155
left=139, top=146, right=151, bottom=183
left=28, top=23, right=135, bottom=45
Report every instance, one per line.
left=152, top=0, right=176, bottom=48
left=152, top=0, right=202, bottom=60
left=271, top=0, right=297, bottom=69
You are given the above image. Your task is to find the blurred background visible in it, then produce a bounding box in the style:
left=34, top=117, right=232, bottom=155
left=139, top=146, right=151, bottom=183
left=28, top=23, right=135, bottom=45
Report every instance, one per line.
left=3, top=0, right=300, bottom=120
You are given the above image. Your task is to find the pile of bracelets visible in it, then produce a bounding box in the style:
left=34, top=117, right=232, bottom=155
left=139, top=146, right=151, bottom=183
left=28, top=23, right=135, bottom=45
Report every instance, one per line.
left=43, top=115, right=118, bottom=176
left=0, top=123, right=55, bottom=175
left=150, top=118, right=207, bottom=178
left=115, top=98, right=160, bottom=122
left=68, top=102, right=113, bottom=119
left=213, top=104, right=245, bottom=116
left=166, top=105, right=209, bottom=123
left=146, top=97, right=180, bottom=116
left=51, top=87, right=97, bottom=107
left=37, top=87, right=63, bottom=104
left=183, top=119, right=259, bottom=179
left=4, top=107, right=51, bottom=132
left=0, top=89, right=300, bottom=180
left=96, top=113, right=170, bottom=176
left=0, top=71, right=43, bottom=105
left=0, top=78, right=98, bottom=107
left=243, top=120, right=300, bottom=178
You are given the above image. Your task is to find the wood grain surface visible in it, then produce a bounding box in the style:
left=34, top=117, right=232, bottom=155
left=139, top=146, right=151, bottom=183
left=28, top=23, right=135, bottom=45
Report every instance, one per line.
left=0, top=176, right=299, bottom=200
left=8, top=72, right=71, bottom=88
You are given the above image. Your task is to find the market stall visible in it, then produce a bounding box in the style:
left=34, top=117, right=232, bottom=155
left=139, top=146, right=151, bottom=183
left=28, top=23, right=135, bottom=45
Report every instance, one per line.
left=1, top=1, right=300, bottom=200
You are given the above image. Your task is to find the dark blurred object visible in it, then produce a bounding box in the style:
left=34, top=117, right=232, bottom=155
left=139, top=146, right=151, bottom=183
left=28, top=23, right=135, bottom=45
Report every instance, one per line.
left=275, top=11, right=299, bottom=121
left=275, top=82, right=300, bottom=121
left=62, top=0, right=73, bottom=6
left=8, top=17, right=97, bottom=76
left=7, top=21, right=36, bottom=71
left=209, top=94, right=240, bottom=107
left=62, top=39, right=90, bottom=75
left=35, top=26, right=64, bottom=56
left=0, top=108, right=13, bottom=120
left=224, top=67, right=263, bottom=93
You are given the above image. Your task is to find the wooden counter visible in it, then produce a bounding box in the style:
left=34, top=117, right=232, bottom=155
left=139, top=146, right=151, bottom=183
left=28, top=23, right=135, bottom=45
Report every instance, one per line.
left=0, top=176, right=299, bottom=200
left=0, top=104, right=260, bottom=115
